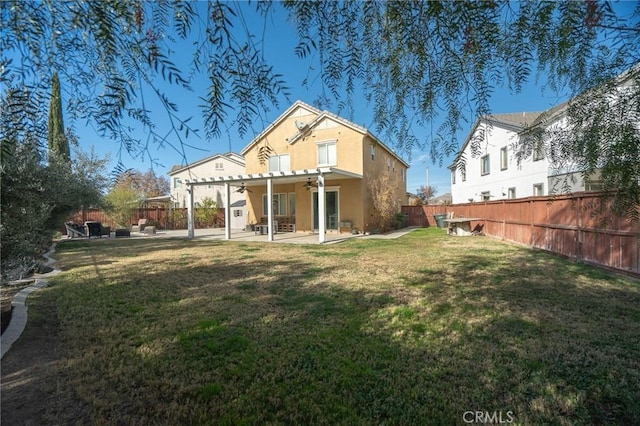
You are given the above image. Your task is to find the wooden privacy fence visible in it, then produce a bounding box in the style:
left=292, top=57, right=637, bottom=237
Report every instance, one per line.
left=68, top=208, right=225, bottom=231
left=402, top=192, right=640, bottom=277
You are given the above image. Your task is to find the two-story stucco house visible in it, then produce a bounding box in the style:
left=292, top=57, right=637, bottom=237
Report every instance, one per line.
left=168, top=152, right=246, bottom=229
left=180, top=100, right=409, bottom=242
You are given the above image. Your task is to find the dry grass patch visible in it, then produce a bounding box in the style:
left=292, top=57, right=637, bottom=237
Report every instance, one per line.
left=6, top=229, right=639, bottom=424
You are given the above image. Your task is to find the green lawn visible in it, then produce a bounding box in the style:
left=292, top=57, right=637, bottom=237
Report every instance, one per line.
left=26, top=229, right=640, bottom=424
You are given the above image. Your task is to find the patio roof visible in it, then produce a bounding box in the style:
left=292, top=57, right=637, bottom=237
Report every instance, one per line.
left=179, top=167, right=362, bottom=187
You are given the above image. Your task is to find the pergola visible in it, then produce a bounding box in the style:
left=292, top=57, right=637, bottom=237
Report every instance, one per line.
left=181, top=167, right=362, bottom=243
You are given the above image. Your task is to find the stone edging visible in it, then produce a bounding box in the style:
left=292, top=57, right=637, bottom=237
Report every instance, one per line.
left=1, top=243, right=60, bottom=359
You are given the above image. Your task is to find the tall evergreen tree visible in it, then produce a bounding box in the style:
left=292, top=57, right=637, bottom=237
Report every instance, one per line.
left=47, top=71, right=69, bottom=162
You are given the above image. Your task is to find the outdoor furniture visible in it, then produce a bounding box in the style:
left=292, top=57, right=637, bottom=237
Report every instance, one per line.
left=255, top=221, right=278, bottom=235
left=443, top=217, right=483, bottom=236
left=65, top=222, right=87, bottom=238
left=100, top=225, right=111, bottom=238
left=339, top=221, right=352, bottom=233
left=84, top=221, right=104, bottom=238
left=131, top=218, right=148, bottom=232
left=115, top=229, right=131, bottom=238
left=143, top=226, right=156, bottom=235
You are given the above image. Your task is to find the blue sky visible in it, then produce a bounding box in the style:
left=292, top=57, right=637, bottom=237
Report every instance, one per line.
left=64, top=2, right=577, bottom=197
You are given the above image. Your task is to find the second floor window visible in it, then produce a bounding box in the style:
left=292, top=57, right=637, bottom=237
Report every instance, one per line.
left=533, top=183, right=544, bottom=196
left=481, top=155, right=490, bottom=175
left=533, top=140, right=545, bottom=161
left=317, top=141, right=337, bottom=166
left=215, top=162, right=224, bottom=171
left=269, top=154, right=290, bottom=172
left=173, top=177, right=181, bottom=189
left=500, top=147, right=508, bottom=170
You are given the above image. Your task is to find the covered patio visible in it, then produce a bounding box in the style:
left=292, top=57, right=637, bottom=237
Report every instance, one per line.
left=180, top=167, right=362, bottom=244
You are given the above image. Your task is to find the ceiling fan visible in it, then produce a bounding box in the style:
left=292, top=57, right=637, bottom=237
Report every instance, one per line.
left=235, top=183, right=252, bottom=193
left=303, top=177, right=318, bottom=191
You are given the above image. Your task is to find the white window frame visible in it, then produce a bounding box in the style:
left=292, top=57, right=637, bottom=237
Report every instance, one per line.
left=173, top=177, right=181, bottom=189
left=215, top=162, right=224, bottom=171
left=317, top=141, right=337, bottom=167
left=263, top=193, right=288, bottom=216
left=481, top=155, right=490, bottom=176
left=533, top=141, right=545, bottom=161
left=508, top=187, right=516, bottom=199
left=370, top=144, right=375, bottom=160
left=533, top=183, right=544, bottom=196
left=500, top=147, right=508, bottom=170
left=268, top=154, right=290, bottom=172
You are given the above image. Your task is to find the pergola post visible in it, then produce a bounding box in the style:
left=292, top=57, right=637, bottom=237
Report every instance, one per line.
left=224, top=182, right=231, bottom=240
left=187, top=184, right=195, bottom=239
left=267, top=178, right=274, bottom=241
left=318, top=174, right=326, bottom=243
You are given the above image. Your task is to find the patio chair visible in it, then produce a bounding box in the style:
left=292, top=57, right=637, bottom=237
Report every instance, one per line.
left=131, top=218, right=148, bottom=232
left=65, top=222, right=87, bottom=238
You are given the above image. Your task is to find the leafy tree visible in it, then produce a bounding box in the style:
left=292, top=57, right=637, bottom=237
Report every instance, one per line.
left=104, top=186, right=140, bottom=229
left=368, top=173, right=399, bottom=233
left=195, top=197, right=219, bottom=228
left=1, top=85, right=108, bottom=280
left=2, top=1, right=638, bottom=219
left=47, top=71, right=70, bottom=162
left=114, top=169, right=170, bottom=199
left=415, top=185, right=438, bottom=205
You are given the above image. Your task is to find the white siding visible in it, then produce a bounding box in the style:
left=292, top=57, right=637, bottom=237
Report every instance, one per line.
left=451, top=123, right=549, bottom=203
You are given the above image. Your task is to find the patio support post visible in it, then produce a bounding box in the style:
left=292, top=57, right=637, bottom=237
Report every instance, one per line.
left=318, top=174, right=326, bottom=243
left=187, top=184, right=195, bottom=239
left=267, top=178, right=274, bottom=241
left=224, top=182, right=231, bottom=240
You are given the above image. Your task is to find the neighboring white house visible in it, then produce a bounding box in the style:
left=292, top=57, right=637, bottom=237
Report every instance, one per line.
left=449, top=65, right=638, bottom=204
left=449, top=111, right=550, bottom=203
left=168, top=152, right=247, bottom=229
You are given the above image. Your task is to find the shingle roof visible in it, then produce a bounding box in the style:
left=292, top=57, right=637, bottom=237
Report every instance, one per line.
left=487, top=111, right=544, bottom=128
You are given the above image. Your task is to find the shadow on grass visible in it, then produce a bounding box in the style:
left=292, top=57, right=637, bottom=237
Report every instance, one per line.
left=2, top=236, right=639, bottom=425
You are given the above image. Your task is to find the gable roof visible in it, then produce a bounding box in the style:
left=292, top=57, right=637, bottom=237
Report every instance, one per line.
left=168, top=152, right=245, bottom=176
left=240, top=100, right=409, bottom=168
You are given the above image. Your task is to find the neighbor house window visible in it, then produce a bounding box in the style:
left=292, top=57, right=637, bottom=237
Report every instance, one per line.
left=585, top=179, right=604, bottom=191
left=215, top=162, right=224, bottom=171
left=481, top=191, right=491, bottom=201
left=317, top=141, right=337, bottom=166
left=500, top=147, right=508, bottom=170
left=481, top=155, right=490, bottom=175
left=451, top=170, right=456, bottom=185
left=268, top=154, right=290, bottom=172
left=401, top=168, right=406, bottom=182
left=173, top=177, right=181, bottom=188
left=387, top=157, right=391, bottom=170
left=533, top=183, right=544, bottom=196
left=370, top=144, right=375, bottom=160
left=461, top=167, right=466, bottom=182
left=263, top=193, right=288, bottom=216
left=533, top=141, right=545, bottom=161
left=508, top=187, right=516, bottom=199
